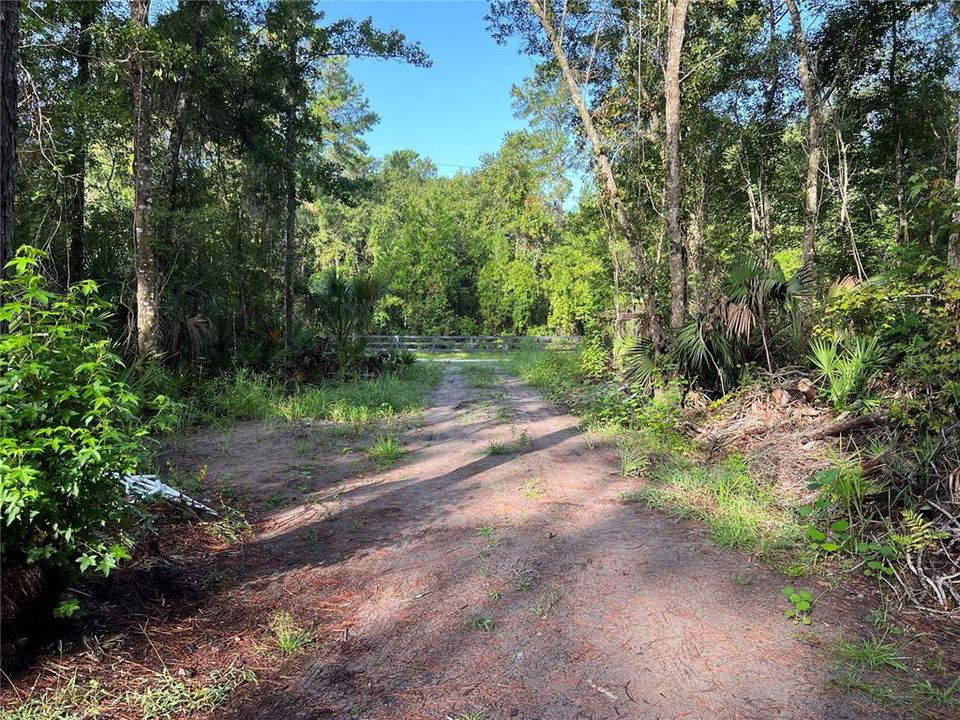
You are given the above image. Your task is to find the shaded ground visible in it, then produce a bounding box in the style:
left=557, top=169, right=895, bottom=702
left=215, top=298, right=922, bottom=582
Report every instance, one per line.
left=4, top=364, right=955, bottom=718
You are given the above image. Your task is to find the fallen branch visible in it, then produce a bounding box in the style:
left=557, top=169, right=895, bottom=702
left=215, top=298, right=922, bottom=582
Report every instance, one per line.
left=805, top=411, right=888, bottom=440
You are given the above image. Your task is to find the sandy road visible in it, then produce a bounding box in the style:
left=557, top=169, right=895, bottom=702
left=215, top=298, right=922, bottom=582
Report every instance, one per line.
left=219, top=363, right=891, bottom=720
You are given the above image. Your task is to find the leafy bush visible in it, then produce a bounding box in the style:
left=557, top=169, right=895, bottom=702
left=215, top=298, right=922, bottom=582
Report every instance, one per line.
left=576, top=336, right=608, bottom=381
left=0, top=248, right=170, bottom=578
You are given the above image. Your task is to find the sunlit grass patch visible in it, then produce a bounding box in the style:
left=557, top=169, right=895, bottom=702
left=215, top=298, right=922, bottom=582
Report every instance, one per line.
left=366, top=435, right=407, bottom=466
left=630, top=454, right=802, bottom=555
left=127, top=667, right=255, bottom=719
left=484, top=426, right=532, bottom=457
left=522, top=480, right=544, bottom=498
left=8, top=667, right=255, bottom=720
left=209, top=363, right=442, bottom=425
left=463, top=363, right=499, bottom=389
left=270, top=611, right=314, bottom=656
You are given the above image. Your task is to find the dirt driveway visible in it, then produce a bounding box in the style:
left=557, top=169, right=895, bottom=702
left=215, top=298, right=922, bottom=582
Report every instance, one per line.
left=211, top=363, right=891, bottom=720
left=5, top=363, right=910, bottom=719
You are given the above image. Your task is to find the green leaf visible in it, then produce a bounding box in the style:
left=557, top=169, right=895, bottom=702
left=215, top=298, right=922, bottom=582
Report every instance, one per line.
left=830, top=520, right=850, bottom=532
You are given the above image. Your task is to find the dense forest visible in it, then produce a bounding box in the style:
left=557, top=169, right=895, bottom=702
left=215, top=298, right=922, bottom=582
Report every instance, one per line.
left=3, top=1, right=959, bottom=350
left=2, top=0, right=960, bottom=713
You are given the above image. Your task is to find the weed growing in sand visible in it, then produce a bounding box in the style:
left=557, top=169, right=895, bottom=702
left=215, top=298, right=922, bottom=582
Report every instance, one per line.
left=8, top=667, right=255, bottom=720
left=466, top=616, right=495, bottom=632
left=910, top=677, right=960, bottom=709
left=476, top=524, right=496, bottom=538
left=531, top=587, right=562, bottom=617
left=484, top=427, right=532, bottom=457
left=522, top=480, right=544, bottom=498
left=266, top=491, right=287, bottom=508
left=637, top=455, right=802, bottom=555
left=270, top=611, right=313, bottom=655
left=834, top=636, right=908, bottom=673
left=128, top=667, right=255, bottom=719
left=367, top=435, right=407, bottom=466
left=781, top=586, right=815, bottom=625
left=208, top=364, right=441, bottom=424
left=485, top=440, right=509, bottom=456
left=464, top=364, right=498, bottom=389
left=449, top=712, right=488, bottom=720
left=206, top=507, right=251, bottom=545
left=513, top=574, right=534, bottom=591
left=487, top=589, right=502, bottom=600
left=618, top=443, right=648, bottom=477
left=494, top=405, right=514, bottom=423
left=165, top=462, right=207, bottom=493
left=294, top=440, right=315, bottom=455
left=6, top=673, right=107, bottom=719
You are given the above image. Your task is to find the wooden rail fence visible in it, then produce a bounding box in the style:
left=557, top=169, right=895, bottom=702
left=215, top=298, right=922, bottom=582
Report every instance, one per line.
left=363, top=335, right=581, bottom=353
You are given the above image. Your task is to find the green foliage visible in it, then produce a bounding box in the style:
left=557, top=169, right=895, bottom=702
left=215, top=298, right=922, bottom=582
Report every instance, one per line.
left=477, top=238, right=543, bottom=334
left=642, top=455, right=801, bottom=554
left=809, top=335, right=884, bottom=410
left=834, top=636, right=908, bottom=673
left=307, top=268, right=384, bottom=370
left=0, top=249, right=170, bottom=578
left=201, top=362, right=442, bottom=425
left=890, top=509, right=947, bottom=554
left=269, top=611, right=313, bottom=655
left=576, top=336, right=608, bottom=380
left=781, top=586, right=815, bottom=624
left=366, top=435, right=407, bottom=465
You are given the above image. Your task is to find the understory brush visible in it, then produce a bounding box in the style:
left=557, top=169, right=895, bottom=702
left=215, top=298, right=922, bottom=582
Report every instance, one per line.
left=5, top=666, right=255, bottom=720
left=173, top=362, right=442, bottom=426
left=626, top=455, right=802, bottom=555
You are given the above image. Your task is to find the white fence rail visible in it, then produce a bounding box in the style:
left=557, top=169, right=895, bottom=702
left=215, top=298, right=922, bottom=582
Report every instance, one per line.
left=363, top=335, right=581, bottom=353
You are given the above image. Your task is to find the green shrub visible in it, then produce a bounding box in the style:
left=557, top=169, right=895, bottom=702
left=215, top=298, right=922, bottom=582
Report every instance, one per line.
left=810, top=334, right=884, bottom=410
left=576, top=336, right=608, bottom=381
left=0, top=248, right=170, bottom=579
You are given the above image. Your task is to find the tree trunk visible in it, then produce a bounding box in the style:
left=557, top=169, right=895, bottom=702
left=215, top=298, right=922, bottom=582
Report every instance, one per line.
left=130, top=0, right=159, bottom=354
left=784, top=0, right=820, bottom=300
left=526, top=0, right=645, bottom=276
left=889, top=9, right=908, bottom=245
left=283, top=4, right=298, bottom=346
left=834, top=122, right=867, bottom=279
left=664, top=0, right=689, bottom=331
left=687, top=167, right=707, bottom=316
left=0, top=0, right=18, bottom=281
left=950, top=110, right=960, bottom=267
left=68, top=4, right=93, bottom=285
left=757, top=0, right=779, bottom=263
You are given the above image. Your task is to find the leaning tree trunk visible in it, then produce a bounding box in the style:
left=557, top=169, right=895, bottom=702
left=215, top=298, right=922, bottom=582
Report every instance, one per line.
left=664, top=0, right=690, bottom=331
left=950, top=109, right=960, bottom=268
left=784, top=0, right=820, bottom=310
left=889, top=10, right=909, bottom=245
left=68, top=4, right=93, bottom=285
left=526, top=0, right=660, bottom=344
left=130, top=0, right=159, bottom=354
left=283, top=4, right=298, bottom=347
left=0, top=0, right=18, bottom=281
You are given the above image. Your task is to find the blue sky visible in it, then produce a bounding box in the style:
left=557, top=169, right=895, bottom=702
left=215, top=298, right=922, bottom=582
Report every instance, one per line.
left=321, top=1, right=540, bottom=176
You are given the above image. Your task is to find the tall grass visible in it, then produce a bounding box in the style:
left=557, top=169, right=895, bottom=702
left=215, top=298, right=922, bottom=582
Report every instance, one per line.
left=201, top=363, right=442, bottom=425
left=631, top=455, right=802, bottom=554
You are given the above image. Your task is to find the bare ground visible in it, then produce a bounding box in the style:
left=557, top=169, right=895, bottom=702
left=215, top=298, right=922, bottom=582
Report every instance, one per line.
left=5, top=364, right=954, bottom=719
